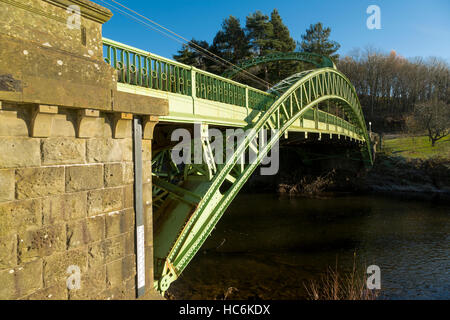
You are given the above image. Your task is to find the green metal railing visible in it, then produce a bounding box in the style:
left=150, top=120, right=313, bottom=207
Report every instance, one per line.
left=103, top=38, right=193, bottom=94
left=103, top=38, right=276, bottom=110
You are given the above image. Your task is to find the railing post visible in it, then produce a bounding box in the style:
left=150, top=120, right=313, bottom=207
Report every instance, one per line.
left=245, top=86, right=249, bottom=116
left=191, top=67, right=196, bottom=115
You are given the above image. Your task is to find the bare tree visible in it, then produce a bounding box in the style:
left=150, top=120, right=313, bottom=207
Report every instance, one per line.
left=414, top=100, right=450, bottom=147
left=337, top=49, right=450, bottom=134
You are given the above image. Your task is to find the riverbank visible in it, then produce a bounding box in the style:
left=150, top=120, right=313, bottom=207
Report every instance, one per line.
left=356, top=154, right=450, bottom=200
left=246, top=150, right=450, bottom=201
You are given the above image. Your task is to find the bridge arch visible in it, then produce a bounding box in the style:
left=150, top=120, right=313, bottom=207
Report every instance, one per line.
left=221, top=52, right=336, bottom=80
left=153, top=67, right=372, bottom=293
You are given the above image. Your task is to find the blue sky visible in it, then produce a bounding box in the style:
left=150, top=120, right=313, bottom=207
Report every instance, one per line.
left=94, top=0, right=450, bottom=62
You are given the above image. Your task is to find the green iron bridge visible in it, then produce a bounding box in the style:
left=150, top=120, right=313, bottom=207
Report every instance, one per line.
left=103, top=38, right=373, bottom=294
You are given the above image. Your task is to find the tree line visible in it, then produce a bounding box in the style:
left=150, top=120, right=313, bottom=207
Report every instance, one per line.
left=174, top=10, right=449, bottom=141
left=338, top=49, right=449, bottom=132
left=174, top=10, right=339, bottom=88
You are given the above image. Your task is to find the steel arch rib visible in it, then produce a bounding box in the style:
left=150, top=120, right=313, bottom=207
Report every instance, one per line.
left=221, top=52, right=336, bottom=79
left=154, top=68, right=372, bottom=293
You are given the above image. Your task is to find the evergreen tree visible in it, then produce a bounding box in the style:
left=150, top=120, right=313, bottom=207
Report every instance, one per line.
left=172, top=10, right=304, bottom=89
left=299, top=22, right=341, bottom=61
left=268, top=9, right=296, bottom=53
left=173, top=39, right=211, bottom=70
left=243, top=11, right=273, bottom=86
left=265, top=9, right=297, bottom=86
left=246, top=11, right=273, bottom=56
left=211, top=15, right=252, bottom=74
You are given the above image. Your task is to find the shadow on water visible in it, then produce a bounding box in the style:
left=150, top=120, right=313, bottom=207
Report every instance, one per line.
left=169, top=194, right=450, bottom=300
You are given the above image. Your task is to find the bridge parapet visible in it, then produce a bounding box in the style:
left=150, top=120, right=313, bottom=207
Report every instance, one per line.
left=103, top=38, right=276, bottom=111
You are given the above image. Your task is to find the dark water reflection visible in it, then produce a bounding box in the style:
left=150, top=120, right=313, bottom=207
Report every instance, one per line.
left=169, top=194, right=450, bottom=300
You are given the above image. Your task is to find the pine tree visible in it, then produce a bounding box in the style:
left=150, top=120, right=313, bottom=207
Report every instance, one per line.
left=244, top=9, right=300, bottom=89
left=173, top=39, right=211, bottom=70
left=246, top=11, right=273, bottom=56
left=211, top=15, right=252, bottom=74
left=265, top=9, right=297, bottom=86
left=172, top=10, right=305, bottom=88
left=299, top=22, right=341, bottom=61
left=242, top=11, right=273, bottom=86
left=268, top=9, right=296, bottom=53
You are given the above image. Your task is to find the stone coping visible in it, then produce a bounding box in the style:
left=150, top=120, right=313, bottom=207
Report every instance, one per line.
left=42, top=0, right=113, bottom=23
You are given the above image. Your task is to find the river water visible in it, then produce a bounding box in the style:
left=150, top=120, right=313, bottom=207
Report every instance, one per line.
left=169, top=194, right=449, bottom=300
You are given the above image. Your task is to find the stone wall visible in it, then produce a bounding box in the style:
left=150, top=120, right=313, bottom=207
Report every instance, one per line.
left=0, top=0, right=168, bottom=299
left=0, top=103, right=155, bottom=299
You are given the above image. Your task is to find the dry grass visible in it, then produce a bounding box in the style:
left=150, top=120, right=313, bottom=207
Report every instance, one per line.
left=279, top=170, right=335, bottom=196
left=304, top=257, right=380, bottom=300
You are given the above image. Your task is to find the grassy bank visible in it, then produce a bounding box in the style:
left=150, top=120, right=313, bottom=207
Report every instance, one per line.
left=367, top=134, right=450, bottom=197
left=382, top=135, right=450, bottom=159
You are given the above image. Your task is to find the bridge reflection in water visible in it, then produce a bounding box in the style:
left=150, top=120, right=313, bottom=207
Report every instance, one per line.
left=103, top=38, right=373, bottom=293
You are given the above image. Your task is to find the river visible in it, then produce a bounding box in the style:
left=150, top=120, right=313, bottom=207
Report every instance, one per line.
left=168, top=194, right=449, bottom=300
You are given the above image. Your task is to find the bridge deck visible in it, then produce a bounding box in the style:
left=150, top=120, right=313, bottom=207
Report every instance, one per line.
left=105, top=38, right=363, bottom=141
left=118, top=82, right=362, bottom=141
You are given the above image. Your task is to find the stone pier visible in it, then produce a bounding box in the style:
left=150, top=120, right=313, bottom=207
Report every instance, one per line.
left=0, top=0, right=167, bottom=299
